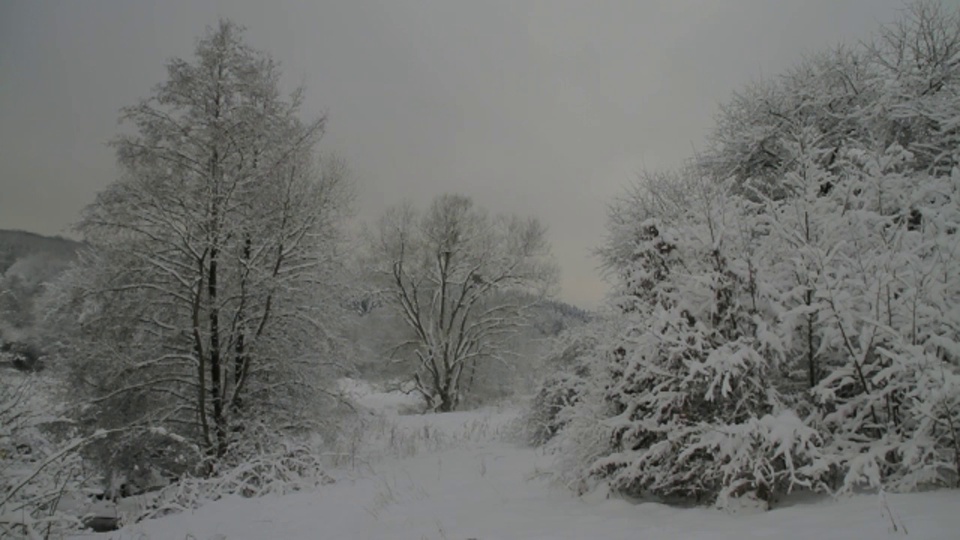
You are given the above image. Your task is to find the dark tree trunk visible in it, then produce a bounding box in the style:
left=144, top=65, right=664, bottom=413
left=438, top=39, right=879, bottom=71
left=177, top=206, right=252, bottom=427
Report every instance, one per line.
left=807, top=303, right=817, bottom=388
left=436, top=389, right=454, bottom=412
left=464, top=357, right=478, bottom=395
left=231, top=235, right=252, bottom=415
left=208, top=245, right=226, bottom=458
left=803, top=211, right=818, bottom=389
left=193, top=253, right=211, bottom=450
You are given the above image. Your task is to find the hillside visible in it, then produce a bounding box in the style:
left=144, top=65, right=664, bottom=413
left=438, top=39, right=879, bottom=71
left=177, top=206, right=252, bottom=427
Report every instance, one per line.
left=0, top=229, right=82, bottom=275
left=0, top=229, right=82, bottom=344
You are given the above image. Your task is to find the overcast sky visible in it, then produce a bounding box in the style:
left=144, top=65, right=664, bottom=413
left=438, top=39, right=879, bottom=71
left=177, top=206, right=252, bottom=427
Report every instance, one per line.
left=0, top=0, right=910, bottom=307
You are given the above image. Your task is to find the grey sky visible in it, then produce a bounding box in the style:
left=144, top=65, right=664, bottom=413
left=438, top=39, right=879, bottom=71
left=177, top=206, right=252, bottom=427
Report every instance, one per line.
left=0, top=0, right=908, bottom=307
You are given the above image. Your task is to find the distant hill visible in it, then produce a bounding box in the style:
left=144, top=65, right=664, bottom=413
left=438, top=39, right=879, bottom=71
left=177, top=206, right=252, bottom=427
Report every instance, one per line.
left=0, top=229, right=82, bottom=275
left=526, top=297, right=591, bottom=337
left=0, top=230, right=83, bottom=346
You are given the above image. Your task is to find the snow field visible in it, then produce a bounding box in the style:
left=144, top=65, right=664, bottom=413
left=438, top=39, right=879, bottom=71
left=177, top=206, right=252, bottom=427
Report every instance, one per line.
left=80, top=381, right=960, bottom=540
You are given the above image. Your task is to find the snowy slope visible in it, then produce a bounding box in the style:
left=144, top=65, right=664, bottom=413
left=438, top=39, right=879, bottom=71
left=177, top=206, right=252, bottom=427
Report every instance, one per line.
left=81, top=381, right=960, bottom=540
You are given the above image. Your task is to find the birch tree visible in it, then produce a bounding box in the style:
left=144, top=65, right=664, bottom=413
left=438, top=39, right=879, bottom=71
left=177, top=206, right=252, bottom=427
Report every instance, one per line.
left=367, top=194, right=557, bottom=411
left=45, top=20, right=351, bottom=479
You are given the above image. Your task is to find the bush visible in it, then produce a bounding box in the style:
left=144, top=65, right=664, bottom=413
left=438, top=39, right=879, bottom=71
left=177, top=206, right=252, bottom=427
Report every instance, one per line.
left=138, top=424, right=334, bottom=522
left=83, top=427, right=200, bottom=499
left=521, top=371, right=587, bottom=447
left=0, top=340, right=44, bottom=372
left=0, top=375, right=96, bottom=538
left=518, top=327, right=600, bottom=447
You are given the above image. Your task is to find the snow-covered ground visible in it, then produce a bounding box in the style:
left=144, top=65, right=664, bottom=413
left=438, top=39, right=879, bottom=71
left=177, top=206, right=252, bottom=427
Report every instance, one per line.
left=80, top=380, right=960, bottom=539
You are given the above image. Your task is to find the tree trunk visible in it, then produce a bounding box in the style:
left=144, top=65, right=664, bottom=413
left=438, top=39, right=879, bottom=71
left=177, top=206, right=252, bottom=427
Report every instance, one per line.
left=804, top=211, right=817, bottom=389
left=464, top=357, right=478, bottom=395
left=231, top=235, right=252, bottom=415
left=208, top=245, right=226, bottom=458
left=806, top=290, right=817, bottom=388
left=436, top=388, right=454, bottom=412
left=192, top=254, right=211, bottom=450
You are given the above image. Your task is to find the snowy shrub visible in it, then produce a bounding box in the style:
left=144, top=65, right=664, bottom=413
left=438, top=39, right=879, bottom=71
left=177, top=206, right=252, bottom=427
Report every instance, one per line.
left=561, top=174, right=834, bottom=504
left=584, top=273, right=828, bottom=502
left=555, top=408, right=617, bottom=495
left=797, top=150, right=960, bottom=492
left=816, top=339, right=960, bottom=493
left=0, top=374, right=98, bottom=538
left=518, top=327, right=600, bottom=446
left=82, top=426, right=201, bottom=498
left=593, top=410, right=832, bottom=508
left=138, top=423, right=334, bottom=522
left=522, top=371, right=587, bottom=447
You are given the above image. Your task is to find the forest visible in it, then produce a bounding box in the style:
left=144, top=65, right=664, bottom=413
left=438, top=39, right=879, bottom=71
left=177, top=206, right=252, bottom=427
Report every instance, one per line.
left=2, top=1, right=960, bottom=538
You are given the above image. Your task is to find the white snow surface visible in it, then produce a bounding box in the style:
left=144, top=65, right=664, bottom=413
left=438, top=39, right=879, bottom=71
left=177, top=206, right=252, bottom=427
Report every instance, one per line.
left=79, top=380, right=960, bottom=539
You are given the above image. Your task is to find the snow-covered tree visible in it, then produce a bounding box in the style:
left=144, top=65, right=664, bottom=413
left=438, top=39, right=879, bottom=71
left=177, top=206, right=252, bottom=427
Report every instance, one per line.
left=804, top=144, right=960, bottom=492
left=366, top=194, right=558, bottom=411
left=44, top=20, right=352, bottom=481
left=552, top=0, right=960, bottom=507
left=584, top=174, right=826, bottom=505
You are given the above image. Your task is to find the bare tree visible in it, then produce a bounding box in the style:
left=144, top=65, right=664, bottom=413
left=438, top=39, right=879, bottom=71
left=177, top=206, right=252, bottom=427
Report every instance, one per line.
left=367, top=194, right=557, bottom=411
